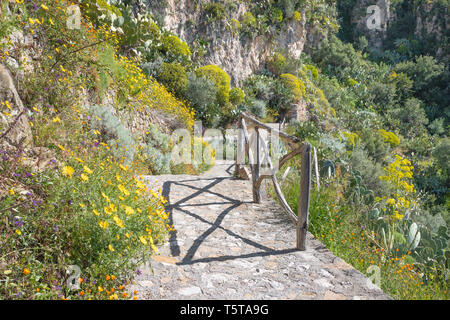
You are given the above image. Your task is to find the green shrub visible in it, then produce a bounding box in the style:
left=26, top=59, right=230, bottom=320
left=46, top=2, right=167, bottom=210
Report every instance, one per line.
left=293, top=11, right=302, bottom=22
left=88, top=105, right=136, bottom=164
left=142, top=124, right=172, bottom=175
left=186, top=72, right=220, bottom=127
left=433, top=138, right=450, bottom=178
left=350, top=147, right=389, bottom=196
left=389, top=98, right=429, bottom=138
left=249, top=99, right=267, bottom=119
left=280, top=73, right=306, bottom=102
left=229, top=87, right=245, bottom=105
left=269, top=7, right=284, bottom=23
left=157, top=62, right=188, bottom=97
left=240, top=11, right=257, bottom=36
left=202, top=2, right=227, bottom=23
left=303, top=64, right=319, bottom=81
left=266, top=52, right=287, bottom=76
left=160, top=34, right=192, bottom=63
left=359, top=128, right=391, bottom=162
left=378, top=129, right=401, bottom=147
left=196, top=65, right=231, bottom=106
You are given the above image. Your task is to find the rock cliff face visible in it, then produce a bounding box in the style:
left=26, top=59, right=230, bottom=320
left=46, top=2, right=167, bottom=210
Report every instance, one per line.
left=350, top=0, right=448, bottom=59
left=351, top=0, right=393, bottom=52
left=146, top=0, right=308, bottom=85
left=415, top=1, right=449, bottom=61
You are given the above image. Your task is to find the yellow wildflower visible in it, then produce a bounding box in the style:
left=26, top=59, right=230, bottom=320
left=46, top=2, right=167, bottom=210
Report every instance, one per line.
left=62, top=166, right=75, bottom=178
left=118, top=184, right=130, bottom=196
left=139, top=236, right=147, bottom=245
left=83, top=166, right=93, bottom=174
left=124, top=206, right=135, bottom=215
left=386, top=198, right=395, bottom=206
left=113, top=215, right=124, bottom=228
left=98, top=220, right=109, bottom=229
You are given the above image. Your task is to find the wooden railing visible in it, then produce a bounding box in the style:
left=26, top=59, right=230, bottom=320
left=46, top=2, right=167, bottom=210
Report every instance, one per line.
left=235, top=112, right=312, bottom=250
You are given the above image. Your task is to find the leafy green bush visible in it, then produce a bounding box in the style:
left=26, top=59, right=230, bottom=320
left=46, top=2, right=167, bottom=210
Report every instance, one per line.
left=350, top=147, right=389, bottom=196
left=157, top=62, right=188, bottom=97
left=142, top=124, right=172, bottom=175
left=433, top=138, right=450, bottom=179
left=280, top=73, right=306, bottom=102
left=202, top=2, right=227, bottom=23
left=186, top=72, right=219, bottom=127
left=160, top=34, right=192, bottom=63
left=248, top=99, right=267, bottom=119
left=240, top=12, right=257, bottom=36
left=229, top=87, right=245, bottom=106
left=266, top=52, right=287, bottom=76
left=196, top=65, right=231, bottom=106
left=88, top=105, right=136, bottom=164
left=389, top=98, right=429, bottom=138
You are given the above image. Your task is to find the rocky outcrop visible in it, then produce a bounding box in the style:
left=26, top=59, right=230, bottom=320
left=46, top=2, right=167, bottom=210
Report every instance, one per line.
left=350, top=0, right=448, bottom=59
left=415, top=2, right=449, bottom=61
left=146, top=0, right=307, bottom=85
left=0, top=64, right=57, bottom=172
left=0, top=64, right=33, bottom=149
left=351, top=0, right=392, bottom=52
left=285, top=99, right=308, bottom=122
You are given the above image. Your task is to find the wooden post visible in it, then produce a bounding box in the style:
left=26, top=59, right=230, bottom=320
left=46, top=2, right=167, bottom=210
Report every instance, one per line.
left=235, top=120, right=245, bottom=174
left=297, top=143, right=312, bottom=251
left=253, top=127, right=262, bottom=203
left=313, top=147, right=320, bottom=191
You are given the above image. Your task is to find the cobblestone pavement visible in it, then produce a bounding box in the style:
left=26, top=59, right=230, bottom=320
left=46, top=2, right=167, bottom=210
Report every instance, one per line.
left=131, top=161, right=391, bottom=300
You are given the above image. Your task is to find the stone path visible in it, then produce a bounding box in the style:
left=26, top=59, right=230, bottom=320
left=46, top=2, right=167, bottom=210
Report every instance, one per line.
left=131, top=160, right=390, bottom=300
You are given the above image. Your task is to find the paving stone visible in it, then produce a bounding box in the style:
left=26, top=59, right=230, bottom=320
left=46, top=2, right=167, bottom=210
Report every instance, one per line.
left=178, top=286, right=202, bottom=296
left=130, top=161, right=391, bottom=300
left=324, top=290, right=347, bottom=300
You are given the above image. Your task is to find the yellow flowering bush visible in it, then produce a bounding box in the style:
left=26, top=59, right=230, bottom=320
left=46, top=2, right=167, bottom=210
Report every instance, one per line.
left=115, top=55, right=194, bottom=129
left=367, top=155, right=420, bottom=257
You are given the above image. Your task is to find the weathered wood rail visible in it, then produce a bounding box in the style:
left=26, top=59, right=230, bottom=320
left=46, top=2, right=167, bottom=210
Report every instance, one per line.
left=235, top=112, right=312, bottom=251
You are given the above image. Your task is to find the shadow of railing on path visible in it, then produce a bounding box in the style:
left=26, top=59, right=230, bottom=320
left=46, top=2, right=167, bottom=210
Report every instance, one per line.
left=161, top=167, right=297, bottom=266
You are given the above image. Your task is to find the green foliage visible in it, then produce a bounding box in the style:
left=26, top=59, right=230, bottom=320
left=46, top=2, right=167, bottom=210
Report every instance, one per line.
left=196, top=65, right=231, bottom=106
left=229, top=87, right=245, bottom=106
left=280, top=73, right=305, bottom=102
left=186, top=72, right=219, bottom=127
left=201, top=2, right=227, bottom=23
left=240, top=11, right=257, bottom=36
left=359, top=129, right=391, bottom=163
left=157, top=62, right=188, bottom=97
left=160, top=34, right=192, bottom=63
left=243, top=74, right=294, bottom=117
left=389, top=98, right=429, bottom=138
left=378, top=129, right=401, bottom=147
left=304, top=64, right=319, bottom=81
left=350, top=147, right=388, bottom=195
left=433, top=138, right=450, bottom=179
left=292, top=120, right=320, bottom=142
left=293, top=11, right=302, bottom=22
left=248, top=99, right=267, bottom=119
left=142, top=124, right=171, bottom=174
left=88, top=105, right=136, bottom=164
left=394, top=56, right=447, bottom=121
left=266, top=52, right=287, bottom=76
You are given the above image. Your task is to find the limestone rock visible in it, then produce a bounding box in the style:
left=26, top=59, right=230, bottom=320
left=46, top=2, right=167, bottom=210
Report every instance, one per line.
left=0, top=64, right=33, bottom=149
left=285, top=99, right=308, bottom=122
left=146, top=0, right=307, bottom=85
